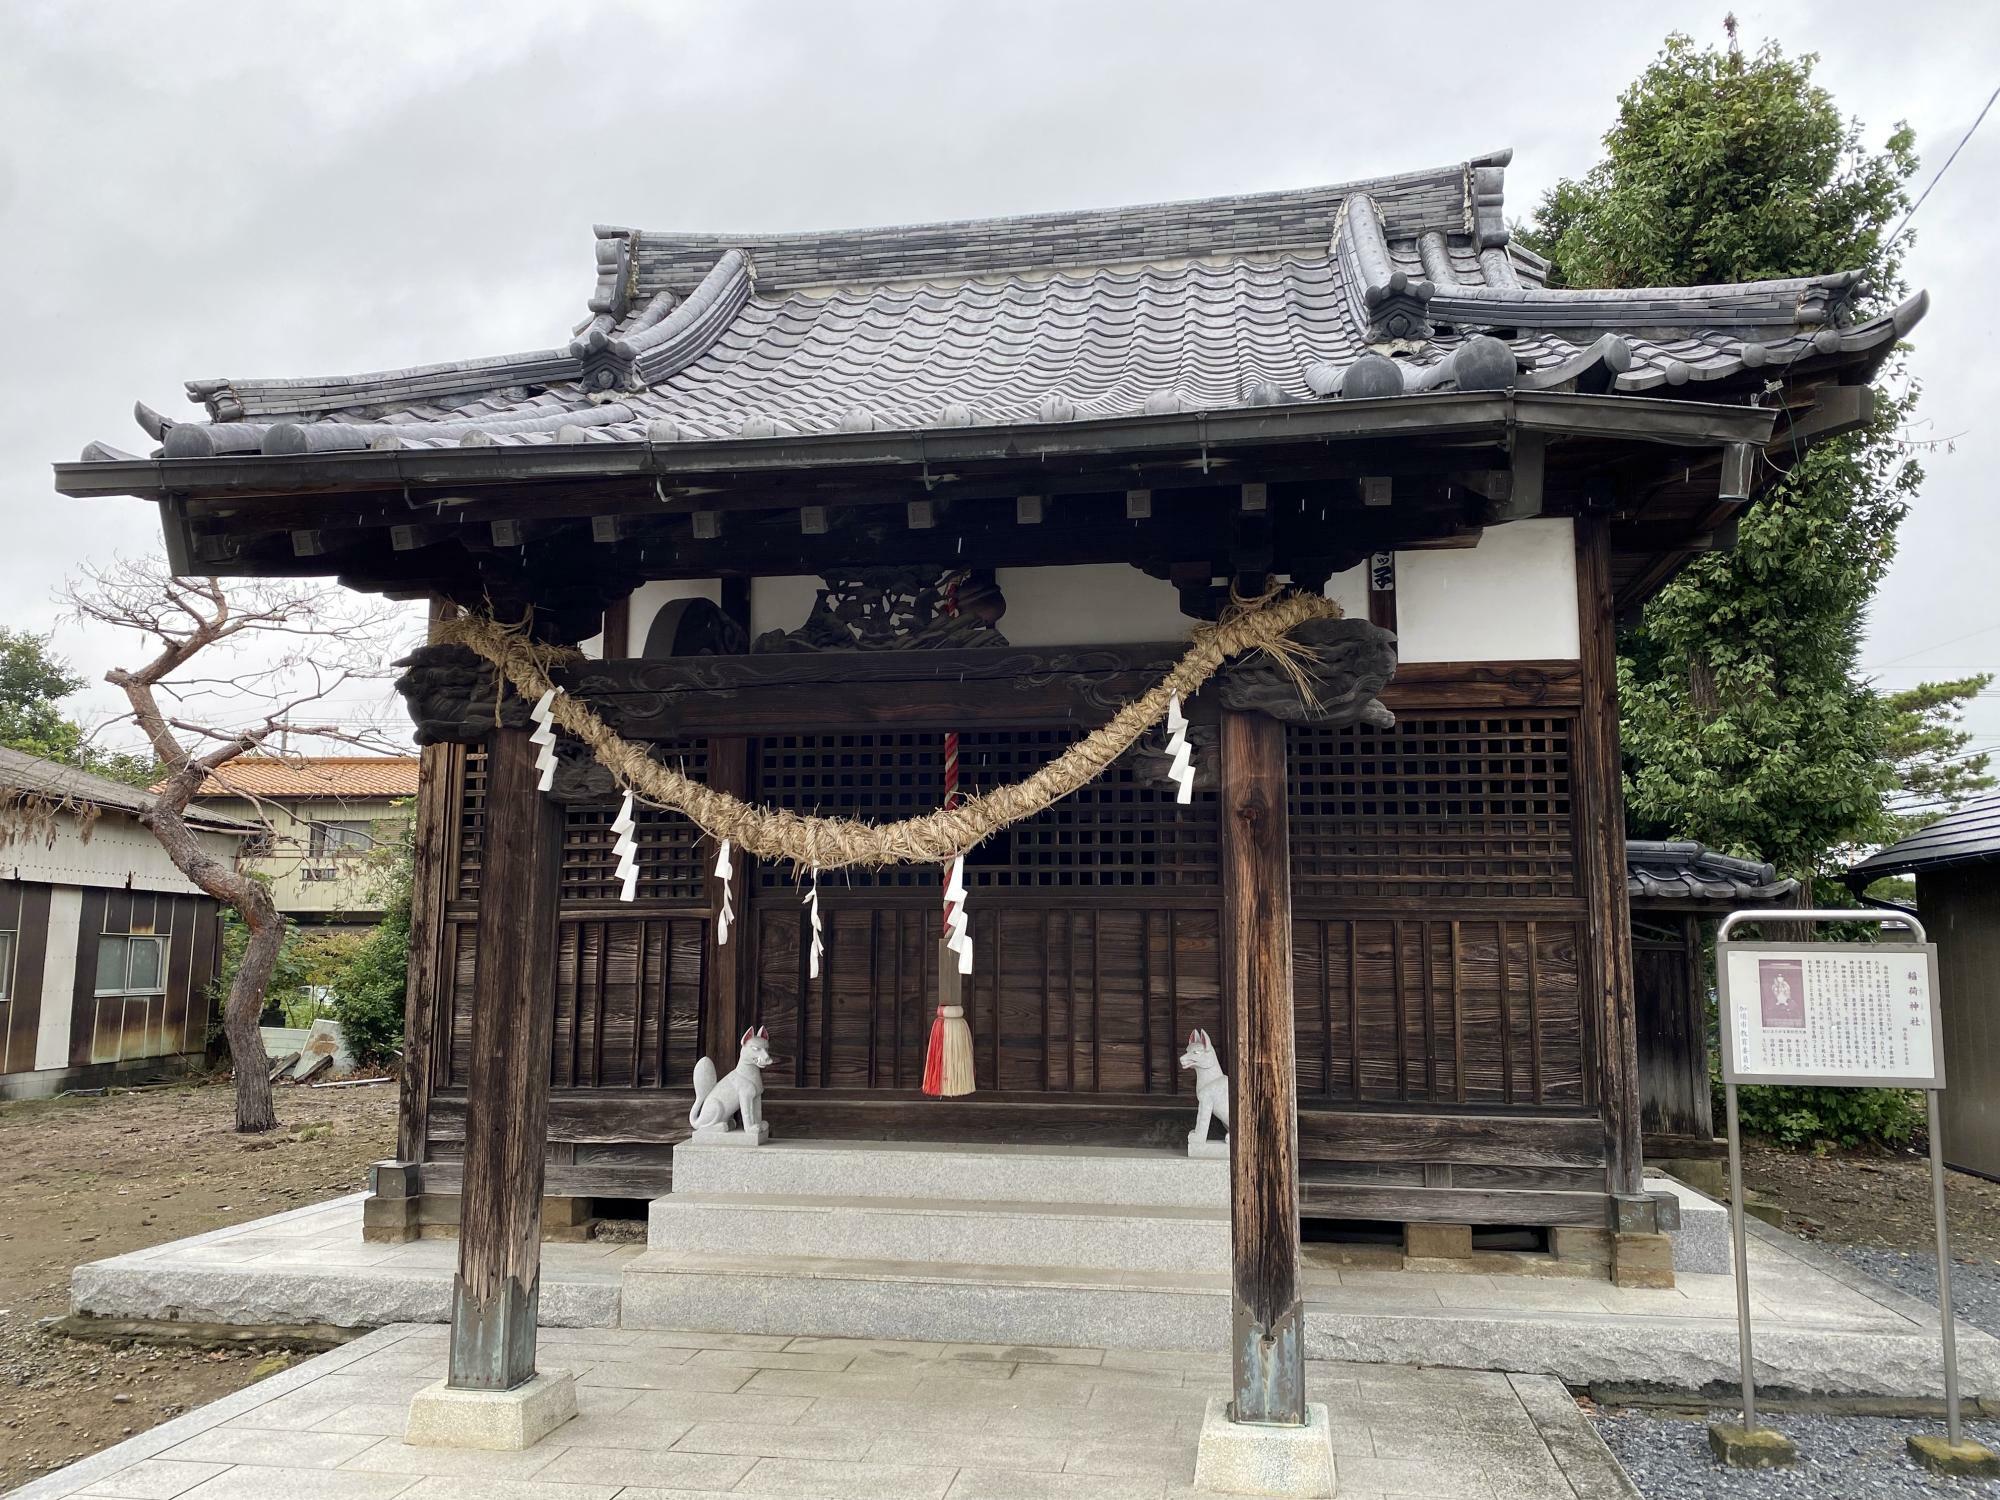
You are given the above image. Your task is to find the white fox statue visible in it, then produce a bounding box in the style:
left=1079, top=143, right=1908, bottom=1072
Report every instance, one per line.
left=690, top=1027, right=773, bottom=1144
left=1178, top=1028, right=1229, bottom=1157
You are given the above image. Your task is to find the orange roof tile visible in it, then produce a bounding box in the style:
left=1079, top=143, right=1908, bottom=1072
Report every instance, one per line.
left=179, top=755, right=421, bottom=801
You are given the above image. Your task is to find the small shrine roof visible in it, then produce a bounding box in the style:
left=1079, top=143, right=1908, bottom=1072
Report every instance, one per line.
left=1625, top=839, right=1798, bottom=909
left=84, top=151, right=1924, bottom=465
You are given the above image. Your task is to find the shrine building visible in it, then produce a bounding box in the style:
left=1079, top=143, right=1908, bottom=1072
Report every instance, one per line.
left=58, top=149, right=1922, bottom=1413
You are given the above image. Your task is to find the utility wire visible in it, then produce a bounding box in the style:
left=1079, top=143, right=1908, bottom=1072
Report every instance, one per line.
left=1882, top=82, right=2000, bottom=256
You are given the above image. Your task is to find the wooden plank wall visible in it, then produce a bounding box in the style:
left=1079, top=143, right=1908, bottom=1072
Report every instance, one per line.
left=424, top=662, right=1614, bottom=1219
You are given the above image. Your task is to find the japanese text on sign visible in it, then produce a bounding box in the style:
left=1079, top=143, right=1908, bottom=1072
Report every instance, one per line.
left=1720, top=944, right=1941, bottom=1088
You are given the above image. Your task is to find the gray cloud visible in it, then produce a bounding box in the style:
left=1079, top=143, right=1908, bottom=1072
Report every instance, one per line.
left=2, top=0, right=1995, bottom=757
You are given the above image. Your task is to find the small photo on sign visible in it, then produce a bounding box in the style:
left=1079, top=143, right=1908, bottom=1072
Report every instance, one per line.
left=1759, top=958, right=1807, bottom=1030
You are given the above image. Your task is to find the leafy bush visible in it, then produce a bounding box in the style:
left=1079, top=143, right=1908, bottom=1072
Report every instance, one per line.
left=1726, top=1081, right=1923, bottom=1150
left=328, top=821, right=413, bottom=1065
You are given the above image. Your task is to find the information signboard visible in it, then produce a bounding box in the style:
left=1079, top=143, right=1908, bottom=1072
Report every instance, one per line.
left=1717, top=940, right=1943, bottom=1089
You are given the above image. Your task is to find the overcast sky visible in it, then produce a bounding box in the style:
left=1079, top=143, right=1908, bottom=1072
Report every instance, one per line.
left=3, top=0, right=1996, bottom=763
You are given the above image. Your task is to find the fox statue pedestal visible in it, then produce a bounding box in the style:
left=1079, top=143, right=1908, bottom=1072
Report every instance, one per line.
left=690, top=1028, right=774, bottom=1146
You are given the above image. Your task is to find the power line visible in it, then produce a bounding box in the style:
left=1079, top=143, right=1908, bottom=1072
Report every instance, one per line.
left=1882, top=81, right=2000, bottom=256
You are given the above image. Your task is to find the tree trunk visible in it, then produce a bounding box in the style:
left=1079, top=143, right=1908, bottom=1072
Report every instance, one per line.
left=226, top=894, right=283, bottom=1133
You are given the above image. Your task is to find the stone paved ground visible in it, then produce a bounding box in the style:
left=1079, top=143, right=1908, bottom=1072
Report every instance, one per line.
left=1824, top=1246, right=2000, bottom=1341
left=9, top=1322, right=1641, bottom=1500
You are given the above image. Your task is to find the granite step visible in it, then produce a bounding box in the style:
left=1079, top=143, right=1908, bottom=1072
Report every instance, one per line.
left=619, top=1247, right=1234, bottom=1351
left=667, top=1138, right=1227, bottom=1208
left=649, top=1191, right=1230, bottom=1272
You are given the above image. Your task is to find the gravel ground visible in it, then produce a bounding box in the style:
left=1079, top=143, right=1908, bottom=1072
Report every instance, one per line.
left=1824, top=1244, right=2000, bottom=1339
left=1597, top=1409, right=2000, bottom=1500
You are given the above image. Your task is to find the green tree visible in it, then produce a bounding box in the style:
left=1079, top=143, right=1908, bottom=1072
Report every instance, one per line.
left=1525, top=25, right=1990, bottom=1149
left=1524, top=26, right=1986, bottom=895
left=0, top=628, right=157, bottom=785
left=328, top=817, right=414, bottom=1065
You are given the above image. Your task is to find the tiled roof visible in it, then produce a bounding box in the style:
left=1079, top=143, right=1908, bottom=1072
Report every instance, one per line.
left=181, top=756, right=421, bottom=801
left=1625, top=840, right=1797, bottom=908
left=0, top=745, right=259, bottom=835
left=90, top=150, right=1926, bottom=464
left=1847, top=796, right=2000, bottom=881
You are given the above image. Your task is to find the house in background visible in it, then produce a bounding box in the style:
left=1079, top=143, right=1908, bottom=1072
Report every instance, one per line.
left=0, top=746, right=257, bottom=1099
left=186, top=756, right=419, bottom=933
left=1847, top=795, right=2000, bottom=1181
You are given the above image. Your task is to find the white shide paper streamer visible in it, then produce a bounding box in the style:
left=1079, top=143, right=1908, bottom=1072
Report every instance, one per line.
left=943, top=855, right=973, bottom=975
left=804, top=870, right=824, bottom=979
left=1165, top=692, right=1195, bottom=805
left=714, top=838, right=735, bottom=946
left=610, top=790, right=640, bottom=903
left=529, top=689, right=560, bottom=793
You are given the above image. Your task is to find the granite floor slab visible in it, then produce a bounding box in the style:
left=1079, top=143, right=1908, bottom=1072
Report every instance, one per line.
left=7, top=1323, right=1638, bottom=1500
left=67, top=1193, right=2000, bottom=1400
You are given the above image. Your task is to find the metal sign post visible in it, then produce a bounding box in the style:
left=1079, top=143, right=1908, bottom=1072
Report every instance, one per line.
left=1712, top=908, right=1978, bottom=1467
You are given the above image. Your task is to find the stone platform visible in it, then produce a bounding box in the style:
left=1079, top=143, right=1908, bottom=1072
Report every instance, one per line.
left=67, top=1144, right=2000, bottom=1401
left=10, top=1322, right=1640, bottom=1500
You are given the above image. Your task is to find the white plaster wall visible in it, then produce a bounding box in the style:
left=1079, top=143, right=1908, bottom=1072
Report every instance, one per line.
left=7, top=813, right=238, bottom=896
left=752, top=576, right=825, bottom=639
left=33, top=885, right=81, bottom=1071
left=1391, top=518, right=1580, bottom=663
left=1322, top=563, right=1368, bottom=622
left=580, top=579, right=725, bottom=659
left=994, top=565, right=1187, bottom=646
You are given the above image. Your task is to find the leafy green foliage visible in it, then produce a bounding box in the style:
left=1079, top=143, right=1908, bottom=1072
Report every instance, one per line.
left=1732, top=1082, right=1924, bottom=1150
left=328, top=819, right=414, bottom=1065
left=1528, top=25, right=1987, bottom=1145
left=0, top=628, right=158, bottom=786
left=212, top=899, right=363, bottom=1030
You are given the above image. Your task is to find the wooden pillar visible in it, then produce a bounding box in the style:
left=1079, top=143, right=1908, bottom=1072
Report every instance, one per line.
left=394, top=740, right=458, bottom=1163
left=448, top=722, right=565, bottom=1391
left=1221, top=707, right=1305, bottom=1426
left=397, top=600, right=464, bottom=1167
left=1574, top=513, right=1645, bottom=1205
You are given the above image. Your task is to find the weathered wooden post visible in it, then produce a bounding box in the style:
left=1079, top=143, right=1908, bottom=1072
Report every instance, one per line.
left=406, top=717, right=574, bottom=1447
left=1221, top=705, right=1304, bottom=1426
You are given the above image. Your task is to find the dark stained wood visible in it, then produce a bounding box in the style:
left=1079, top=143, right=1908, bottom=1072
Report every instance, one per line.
left=448, top=722, right=565, bottom=1392
left=3, top=883, right=50, bottom=1075
left=1299, top=1181, right=1608, bottom=1226
left=1574, top=513, right=1644, bottom=1202
left=398, top=737, right=459, bottom=1163
left=1635, top=916, right=1713, bottom=1144
left=600, top=595, right=630, bottom=660
left=68, top=887, right=109, bottom=1067
left=1376, top=660, right=1582, bottom=711
left=1221, top=707, right=1304, bottom=1426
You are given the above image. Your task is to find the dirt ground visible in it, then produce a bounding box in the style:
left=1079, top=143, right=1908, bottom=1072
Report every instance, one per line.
left=1742, top=1139, right=2000, bottom=1262
left=0, top=1078, right=397, bottom=1492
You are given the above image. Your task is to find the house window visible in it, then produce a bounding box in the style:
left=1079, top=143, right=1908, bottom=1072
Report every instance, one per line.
left=308, top=820, right=376, bottom=858
left=96, top=934, right=169, bottom=996
left=0, top=927, right=14, bottom=1001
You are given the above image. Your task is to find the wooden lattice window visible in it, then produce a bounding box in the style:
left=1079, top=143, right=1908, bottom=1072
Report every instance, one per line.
left=1288, top=716, right=1576, bottom=901
left=457, top=742, right=709, bottom=904
left=754, top=729, right=1218, bottom=889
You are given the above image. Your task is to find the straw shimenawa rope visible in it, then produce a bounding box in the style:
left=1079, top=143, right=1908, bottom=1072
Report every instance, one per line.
left=435, top=589, right=1342, bottom=874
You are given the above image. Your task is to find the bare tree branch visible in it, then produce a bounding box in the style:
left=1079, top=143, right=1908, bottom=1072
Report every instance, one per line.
left=66, top=557, right=420, bottom=1132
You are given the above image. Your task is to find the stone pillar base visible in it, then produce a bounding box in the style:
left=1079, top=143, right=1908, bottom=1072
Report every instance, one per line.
left=1192, top=1396, right=1336, bottom=1497
left=1612, top=1231, right=1676, bottom=1288
left=405, top=1369, right=577, bottom=1451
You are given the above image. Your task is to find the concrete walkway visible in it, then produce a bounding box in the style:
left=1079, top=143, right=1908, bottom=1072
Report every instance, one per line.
left=70, top=1194, right=2000, bottom=1400
left=7, top=1322, right=1639, bottom=1500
